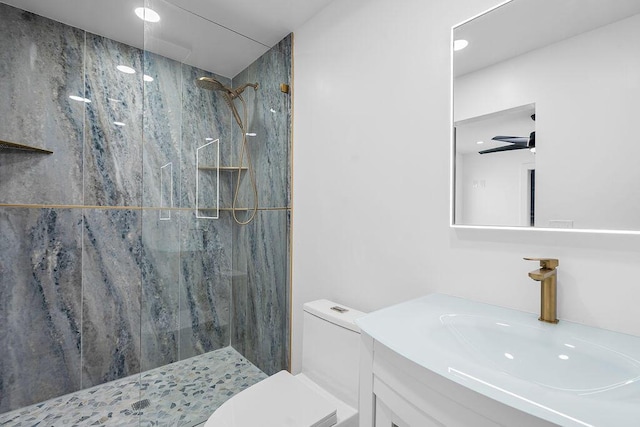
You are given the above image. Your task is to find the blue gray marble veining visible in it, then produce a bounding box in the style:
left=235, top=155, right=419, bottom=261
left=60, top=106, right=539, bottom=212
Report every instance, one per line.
left=229, top=35, right=292, bottom=375
left=0, top=208, right=83, bottom=413
left=141, top=208, right=181, bottom=371
left=231, top=34, right=292, bottom=209
left=179, top=211, right=232, bottom=360
left=180, top=65, right=233, bottom=211
left=0, top=4, right=84, bottom=205
left=84, top=33, right=144, bottom=207
left=142, top=51, right=183, bottom=210
left=81, top=209, right=143, bottom=388
left=232, top=210, right=290, bottom=375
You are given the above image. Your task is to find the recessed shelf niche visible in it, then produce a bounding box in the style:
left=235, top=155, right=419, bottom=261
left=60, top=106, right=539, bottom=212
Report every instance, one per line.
left=0, top=138, right=53, bottom=154
left=198, top=166, right=247, bottom=172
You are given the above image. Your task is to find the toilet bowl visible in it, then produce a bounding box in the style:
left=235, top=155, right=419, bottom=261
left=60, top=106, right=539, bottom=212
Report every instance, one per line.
left=204, top=299, right=365, bottom=427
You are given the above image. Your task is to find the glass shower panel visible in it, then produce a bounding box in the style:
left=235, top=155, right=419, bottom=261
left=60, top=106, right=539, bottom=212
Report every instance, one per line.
left=230, top=34, right=292, bottom=376
left=0, top=1, right=146, bottom=425
left=0, top=0, right=290, bottom=424
left=141, top=1, right=285, bottom=425
left=140, top=3, right=184, bottom=425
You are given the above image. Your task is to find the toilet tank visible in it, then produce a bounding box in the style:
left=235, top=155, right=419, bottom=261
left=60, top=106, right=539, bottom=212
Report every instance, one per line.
left=302, top=299, right=366, bottom=409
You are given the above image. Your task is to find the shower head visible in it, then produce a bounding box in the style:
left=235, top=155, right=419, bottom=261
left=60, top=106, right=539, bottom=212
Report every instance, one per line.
left=196, top=76, right=232, bottom=94
left=195, top=77, right=258, bottom=98
left=195, top=76, right=259, bottom=128
left=196, top=76, right=243, bottom=127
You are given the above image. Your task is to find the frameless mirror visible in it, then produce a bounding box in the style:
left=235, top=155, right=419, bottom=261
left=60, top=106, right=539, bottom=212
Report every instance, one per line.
left=452, top=0, right=640, bottom=232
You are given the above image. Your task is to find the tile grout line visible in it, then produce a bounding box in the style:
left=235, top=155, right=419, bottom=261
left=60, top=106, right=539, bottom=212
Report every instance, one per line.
left=0, top=203, right=291, bottom=211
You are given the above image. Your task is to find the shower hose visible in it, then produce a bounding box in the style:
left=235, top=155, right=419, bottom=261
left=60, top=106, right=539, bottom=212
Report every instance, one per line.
left=231, top=94, right=258, bottom=225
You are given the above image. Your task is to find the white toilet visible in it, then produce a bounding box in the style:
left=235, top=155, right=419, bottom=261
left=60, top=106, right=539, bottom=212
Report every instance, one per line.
left=204, top=299, right=365, bottom=427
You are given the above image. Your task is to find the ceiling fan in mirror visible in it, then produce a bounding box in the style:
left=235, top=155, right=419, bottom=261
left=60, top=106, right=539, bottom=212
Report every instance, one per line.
left=479, top=114, right=536, bottom=154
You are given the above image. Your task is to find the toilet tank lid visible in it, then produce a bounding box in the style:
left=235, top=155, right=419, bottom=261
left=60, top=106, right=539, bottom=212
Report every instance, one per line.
left=303, top=299, right=366, bottom=333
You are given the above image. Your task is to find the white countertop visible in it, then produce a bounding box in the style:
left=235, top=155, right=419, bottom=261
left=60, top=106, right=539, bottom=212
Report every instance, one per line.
left=356, top=293, right=640, bottom=427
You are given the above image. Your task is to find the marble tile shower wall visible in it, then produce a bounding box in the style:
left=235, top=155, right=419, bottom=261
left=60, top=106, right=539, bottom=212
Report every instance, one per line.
left=0, top=5, right=84, bottom=205
left=231, top=35, right=292, bottom=375
left=0, top=3, right=273, bottom=413
left=231, top=35, right=292, bottom=210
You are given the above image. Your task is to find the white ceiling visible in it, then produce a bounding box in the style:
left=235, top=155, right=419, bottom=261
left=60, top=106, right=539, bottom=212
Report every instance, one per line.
left=2, top=0, right=336, bottom=77
left=454, top=0, right=640, bottom=77
left=455, top=104, right=535, bottom=155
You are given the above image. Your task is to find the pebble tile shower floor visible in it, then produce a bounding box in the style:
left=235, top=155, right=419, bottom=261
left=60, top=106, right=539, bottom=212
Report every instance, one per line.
left=0, top=347, right=267, bottom=426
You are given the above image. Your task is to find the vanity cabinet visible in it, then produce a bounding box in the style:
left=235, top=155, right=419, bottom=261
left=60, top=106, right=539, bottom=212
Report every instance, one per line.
left=358, top=332, right=555, bottom=427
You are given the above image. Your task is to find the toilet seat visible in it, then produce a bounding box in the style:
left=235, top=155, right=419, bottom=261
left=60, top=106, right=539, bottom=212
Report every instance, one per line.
left=204, top=370, right=338, bottom=427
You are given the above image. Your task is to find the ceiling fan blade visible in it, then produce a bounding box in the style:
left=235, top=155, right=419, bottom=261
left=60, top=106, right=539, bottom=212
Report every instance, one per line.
left=491, top=135, right=530, bottom=145
left=479, top=145, right=530, bottom=155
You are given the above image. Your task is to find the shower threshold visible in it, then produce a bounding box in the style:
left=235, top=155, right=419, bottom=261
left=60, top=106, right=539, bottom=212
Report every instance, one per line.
left=0, top=346, right=267, bottom=426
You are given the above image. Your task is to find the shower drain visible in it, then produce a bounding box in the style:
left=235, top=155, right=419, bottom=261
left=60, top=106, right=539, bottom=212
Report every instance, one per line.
left=131, top=399, right=150, bottom=411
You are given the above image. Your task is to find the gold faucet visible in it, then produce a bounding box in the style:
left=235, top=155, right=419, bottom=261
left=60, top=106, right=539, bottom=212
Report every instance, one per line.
left=524, top=257, right=559, bottom=324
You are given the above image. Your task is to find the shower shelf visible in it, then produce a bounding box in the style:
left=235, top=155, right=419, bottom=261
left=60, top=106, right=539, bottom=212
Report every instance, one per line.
left=198, top=166, right=247, bottom=172
left=0, top=138, right=53, bottom=154
left=199, top=207, right=249, bottom=212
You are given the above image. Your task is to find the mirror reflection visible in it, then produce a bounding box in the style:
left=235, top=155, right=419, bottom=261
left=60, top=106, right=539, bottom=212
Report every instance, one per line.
left=452, top=0, right=640, bottom=231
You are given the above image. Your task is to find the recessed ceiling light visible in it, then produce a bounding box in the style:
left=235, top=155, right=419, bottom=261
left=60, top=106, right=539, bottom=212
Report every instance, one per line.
left=114, top=121, right=126, bottom=127
left=134, top=7, right=160, bottom=23
left=117, top=65, right=136, bottom=74
left=143, top=74, right=154, bottom=82
left=69, top=95, right=91, bottom=103
left=454, top=39, right=469, bottom=51
left=476, top=141, right=484, bottom=145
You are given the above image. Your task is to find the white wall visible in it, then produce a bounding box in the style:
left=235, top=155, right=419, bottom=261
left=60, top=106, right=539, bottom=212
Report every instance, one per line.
left=455, top=14, right=640, bottom=230
left=291, top=0, right=640, bottom=373
left=460, top=149, right=533, bottom=226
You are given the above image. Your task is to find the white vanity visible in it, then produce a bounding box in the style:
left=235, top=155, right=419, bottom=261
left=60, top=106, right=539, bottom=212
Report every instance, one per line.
left=356, top=294, right=640, bottom=427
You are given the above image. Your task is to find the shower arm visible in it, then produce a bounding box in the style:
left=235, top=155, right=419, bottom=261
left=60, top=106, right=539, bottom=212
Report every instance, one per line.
left=230, top=83, right=259, bottom=99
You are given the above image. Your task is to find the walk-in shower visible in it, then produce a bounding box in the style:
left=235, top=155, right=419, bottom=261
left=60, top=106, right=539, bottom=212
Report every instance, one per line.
left=196, top=76, right=260, bottom=225
left=0, top=0, right=291, bottom=425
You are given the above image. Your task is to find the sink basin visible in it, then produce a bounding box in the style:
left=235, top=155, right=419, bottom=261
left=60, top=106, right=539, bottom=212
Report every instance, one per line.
left=356, top=294, right=640, bottom=427
left=441, top=313, right=640, bottom=395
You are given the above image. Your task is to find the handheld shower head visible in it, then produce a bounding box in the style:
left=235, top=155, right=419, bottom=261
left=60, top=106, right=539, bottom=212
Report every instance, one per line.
left=195, top=76, right=232, bottom=93
left=196, top=76, right=241, bottom=125
left=195, top=77, right=259, bottom=128
left=196, top=77, right=258, bottom=98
